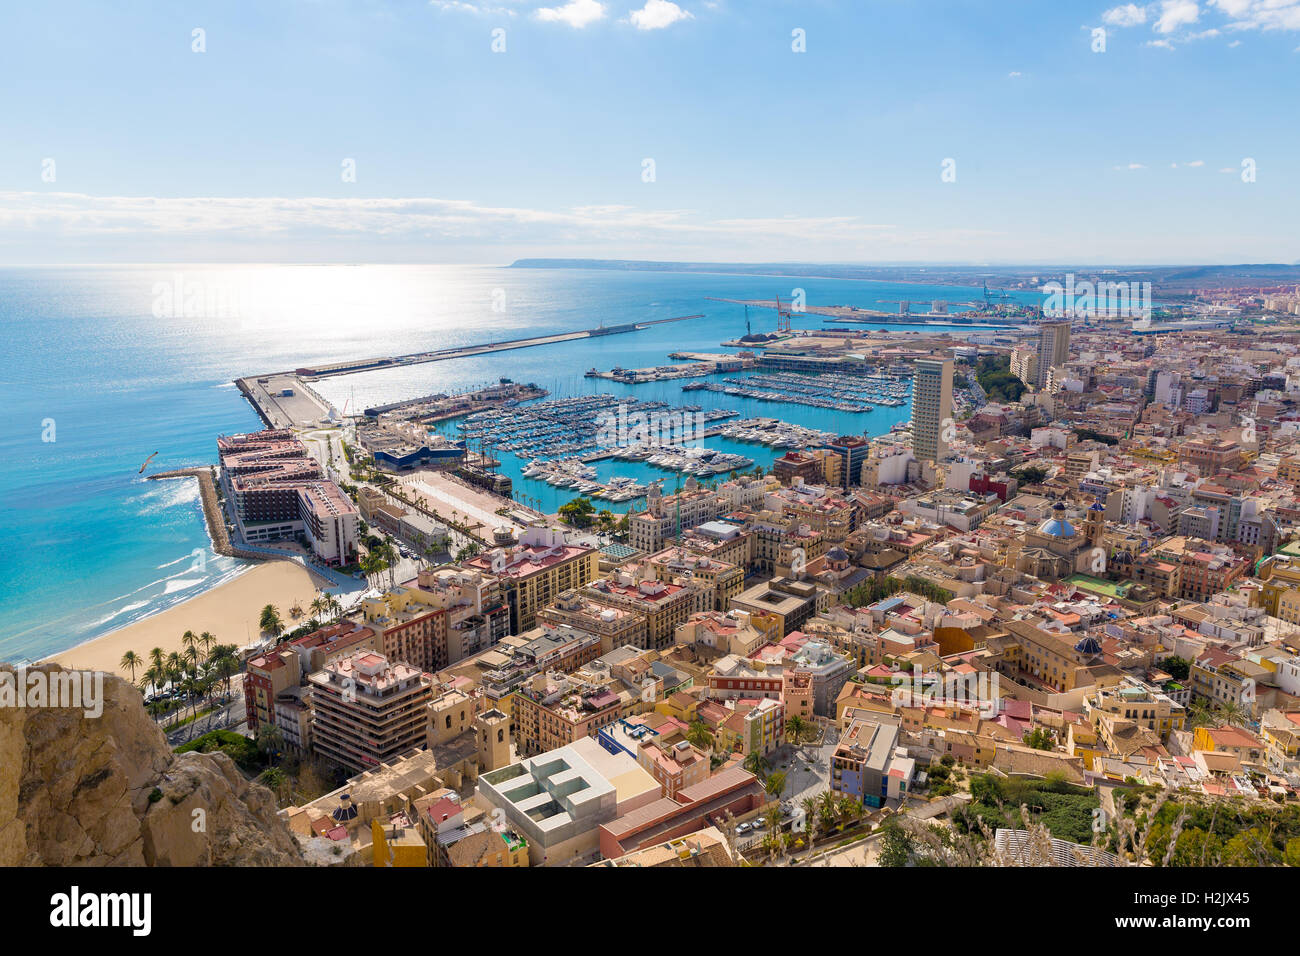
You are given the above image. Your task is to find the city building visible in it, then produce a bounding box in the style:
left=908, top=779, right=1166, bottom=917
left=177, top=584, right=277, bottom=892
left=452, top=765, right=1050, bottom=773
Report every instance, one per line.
left=1035, top=321, right=1071, bottom=388
left=308, top=651, right=433, bottom=773
left=912, top=358, right=954, bottom=462
left=464, top=524, right=598, bottom=633
left=475, top=736, right=660, bottom=866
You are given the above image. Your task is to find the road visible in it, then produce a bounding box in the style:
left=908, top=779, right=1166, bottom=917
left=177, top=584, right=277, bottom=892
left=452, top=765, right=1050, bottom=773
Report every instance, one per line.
left=770, top=722, right=841, bottom=809
left=164, top=687, right=248, bottom=747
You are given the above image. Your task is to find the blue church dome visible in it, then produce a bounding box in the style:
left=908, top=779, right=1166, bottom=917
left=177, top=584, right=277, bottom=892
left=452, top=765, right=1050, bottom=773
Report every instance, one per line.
left=1038, top=501, right=1076, bottom=538
left=1074, top=636, right=1102, bottom=655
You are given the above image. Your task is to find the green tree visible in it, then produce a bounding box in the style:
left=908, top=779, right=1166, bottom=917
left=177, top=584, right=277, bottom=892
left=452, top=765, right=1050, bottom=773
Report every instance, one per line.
left=686, top=719, right=714, bottom=754
left=743, top=751, right=772, bottom=782
left=765, top=771, right=788, bottom=800
left=878, top=815, right=916, bottom=867
left=558, top=497, right=596, bottom=528
left=259, top=604, right=284, bottom=639
left=1023, top=726, right=1055, bottom=750
left=119, top=650, right=142, bottom=684
left=785, top=714, right=810, bottom=745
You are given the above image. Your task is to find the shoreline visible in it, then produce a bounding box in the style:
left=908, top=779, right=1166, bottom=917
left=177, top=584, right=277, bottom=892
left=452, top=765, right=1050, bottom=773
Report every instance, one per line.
left=49, top=561, right=331, bottom=678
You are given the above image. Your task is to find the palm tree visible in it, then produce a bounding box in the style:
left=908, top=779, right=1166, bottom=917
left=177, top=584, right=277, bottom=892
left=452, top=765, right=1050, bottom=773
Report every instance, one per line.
left=786, top=714, right=809, bottom=745
left=743, top=751, right=772, bottom=782
left=764, top=770, right=788, bottom=801
left=686, top=719, right=714, bottom=754
left=818, top=789, right=839, bottom=834
left=836, top=794, right=863, bottom=829
left=209, top=645, right=240, bottom=698
left=119, top=650, right=142, bottom=684
left=141, top=664, right=162, bottom=697
left=149, top=646, right=165, bottom=675
left=801, top=795, right=820, bottom=853
left=310, top=595, right=328, bottom=620
left=181, top=629, right=199, bottom=661
left=1218, top=700, right=1247, bottom=728
left=165, top=652, right=184, bottom=693
left=259, top=604, right=284, bottom=640
left=199, top=631, right=216, bottom=663
left=360, top=552, right=384, bottom=581
left=379, top=535, right=399, bottom=587
left=763, top=808, right=784, bottom=860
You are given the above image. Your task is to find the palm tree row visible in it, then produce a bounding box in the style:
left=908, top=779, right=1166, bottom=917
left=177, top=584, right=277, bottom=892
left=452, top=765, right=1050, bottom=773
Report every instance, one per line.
left=258, top=591, right=345, bottom=647
left=799, top=790, right=868, bottom=856
left=121, top=631, right=241, bottom=725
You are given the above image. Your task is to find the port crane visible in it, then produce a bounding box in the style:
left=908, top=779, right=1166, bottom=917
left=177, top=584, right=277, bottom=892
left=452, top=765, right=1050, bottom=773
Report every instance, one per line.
left=982, top=280, right=1012, bottom=308
left=773, top=293, right=793, bottom=333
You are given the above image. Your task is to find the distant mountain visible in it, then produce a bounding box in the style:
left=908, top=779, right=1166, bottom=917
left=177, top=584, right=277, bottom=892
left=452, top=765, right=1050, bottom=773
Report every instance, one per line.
left=508, top=258, right=1300, bottom=291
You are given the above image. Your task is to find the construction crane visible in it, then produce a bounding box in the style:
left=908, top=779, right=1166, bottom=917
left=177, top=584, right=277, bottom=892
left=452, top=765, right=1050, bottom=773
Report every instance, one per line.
left=982, top=280, right=1011, bottom=307
left=773, top=293, right=793, bottom=333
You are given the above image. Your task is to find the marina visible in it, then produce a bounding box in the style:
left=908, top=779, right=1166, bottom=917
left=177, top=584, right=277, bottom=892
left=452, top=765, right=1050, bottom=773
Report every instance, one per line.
left=683, top=370, right=911, bottom=412
left=451, top=394, right=740, bottom=460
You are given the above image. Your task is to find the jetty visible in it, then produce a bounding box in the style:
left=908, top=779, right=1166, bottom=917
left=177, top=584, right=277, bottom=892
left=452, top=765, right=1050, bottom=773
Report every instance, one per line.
left=290, top=314, right=708, bottom=381
left=146, top=467, right=277, bottom=562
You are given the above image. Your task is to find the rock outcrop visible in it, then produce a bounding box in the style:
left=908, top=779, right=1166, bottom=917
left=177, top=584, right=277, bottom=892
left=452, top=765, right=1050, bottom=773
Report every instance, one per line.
left=0, top=665, right=304, bottom=866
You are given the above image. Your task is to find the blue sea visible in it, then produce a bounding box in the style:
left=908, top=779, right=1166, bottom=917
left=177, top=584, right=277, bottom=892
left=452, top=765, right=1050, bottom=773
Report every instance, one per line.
left=0, top=264, right=1036, bottom=663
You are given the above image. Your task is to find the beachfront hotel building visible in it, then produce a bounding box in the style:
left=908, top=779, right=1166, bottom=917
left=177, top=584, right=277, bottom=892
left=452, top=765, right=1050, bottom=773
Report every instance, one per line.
left=308, top=651, right=432, bottom=773
left=911, top=357, right=954, bottom=463
left=217, top=428, right=359, bottom=565
left=464, top=524, right=597, bottom=633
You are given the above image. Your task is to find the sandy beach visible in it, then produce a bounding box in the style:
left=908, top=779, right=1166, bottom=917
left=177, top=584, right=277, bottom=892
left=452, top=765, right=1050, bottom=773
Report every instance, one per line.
left=51, top=561, right=330, bottom=677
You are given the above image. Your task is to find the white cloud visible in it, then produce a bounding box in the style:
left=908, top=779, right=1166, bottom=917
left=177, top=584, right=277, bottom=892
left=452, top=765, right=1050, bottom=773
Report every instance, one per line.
left=1155, top=0, right=1199, bottom=33
left=535, top=0, right=605, bottom=27
left=1146, top=37, right=1176, bottom=46
left=0, top=190, right=949, bottom=254
left=1188, top=159, right=1205, bottom=166
left=429, top=0, right=522, bottom=13
left=1114, top=162, right=1149, bottom=169
left=1103, top=3, right=1149, bottom=26
left=628, top=0, right=693, bottom=30
left=1008, top=70, right=1022, bottom=77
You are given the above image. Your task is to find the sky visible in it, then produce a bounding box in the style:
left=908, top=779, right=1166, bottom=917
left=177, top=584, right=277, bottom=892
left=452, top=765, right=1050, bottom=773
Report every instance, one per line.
left=1, top=0, right=1298, bottom=265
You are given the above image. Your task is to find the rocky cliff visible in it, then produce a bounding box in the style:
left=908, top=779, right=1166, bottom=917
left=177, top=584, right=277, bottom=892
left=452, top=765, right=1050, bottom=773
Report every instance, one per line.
left=0, top=665, right=304, bottom=866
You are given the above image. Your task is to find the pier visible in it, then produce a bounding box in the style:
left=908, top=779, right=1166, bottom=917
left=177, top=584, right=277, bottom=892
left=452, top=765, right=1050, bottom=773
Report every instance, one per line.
left=292, top=313, right=707, bottom=381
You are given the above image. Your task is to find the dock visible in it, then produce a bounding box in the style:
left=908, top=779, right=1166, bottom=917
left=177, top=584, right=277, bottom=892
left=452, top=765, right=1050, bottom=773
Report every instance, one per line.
left=292, top=314, right=708, bottom=381
left=706, top=297, right=1026, bottom=327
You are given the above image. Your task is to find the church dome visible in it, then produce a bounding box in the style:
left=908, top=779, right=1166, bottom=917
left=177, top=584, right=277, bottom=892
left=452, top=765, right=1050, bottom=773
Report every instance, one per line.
left=1074, top=636, right=1102, bottom=656
left=1038, top=503, right=1076, bottom=538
